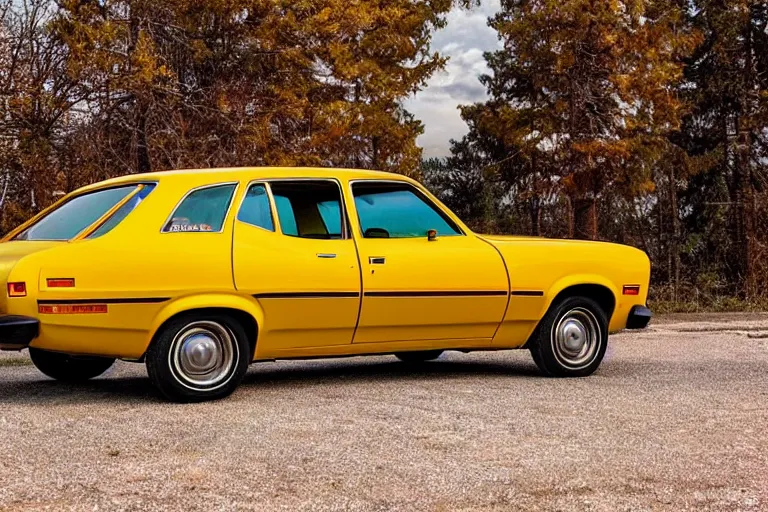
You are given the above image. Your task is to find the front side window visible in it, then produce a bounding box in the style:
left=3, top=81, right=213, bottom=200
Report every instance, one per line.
left=14, top=185, right=144, bottom=241
left=237, top=184, right=274, bottom=231
left=270, top=181, right=344, bottom=239
left=352, top=182, right=462, bottom=239
left=163, top=183, right=236, bottom=233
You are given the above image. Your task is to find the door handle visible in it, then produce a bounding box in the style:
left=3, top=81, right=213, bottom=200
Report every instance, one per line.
left=369, top=256, right=386, bottom=265
left=316, top=253, right=337, bottom=259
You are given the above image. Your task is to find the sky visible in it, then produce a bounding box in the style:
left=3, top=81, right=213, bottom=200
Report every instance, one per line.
left=404, top=0, right=502, bottom=159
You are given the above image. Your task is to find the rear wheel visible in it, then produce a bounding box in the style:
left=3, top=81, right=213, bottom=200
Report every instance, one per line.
left=395, top=350, right=444, bottom=363
left=529, top=296, right=608, bottom=377
left=29, top=348, right=115, bottom=382
left=146, top=313, right=250, bottom=402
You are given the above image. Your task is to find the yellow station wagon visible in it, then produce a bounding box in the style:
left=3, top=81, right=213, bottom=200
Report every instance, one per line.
left=0, top=167, right=651, bottom=402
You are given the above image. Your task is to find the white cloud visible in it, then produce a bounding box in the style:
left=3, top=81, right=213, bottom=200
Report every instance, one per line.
left=405, top=1, right=501, bottom=158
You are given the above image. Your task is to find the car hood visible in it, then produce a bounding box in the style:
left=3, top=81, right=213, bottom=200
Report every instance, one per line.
left=478, top=233, right=650, bottom=274
left=478, top=234, right=621, bottom=248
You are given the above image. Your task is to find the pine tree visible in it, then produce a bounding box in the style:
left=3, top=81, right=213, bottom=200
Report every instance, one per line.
left=458, top=0, right=699, bottom=239
left=680, top=0, right=768, bottom=298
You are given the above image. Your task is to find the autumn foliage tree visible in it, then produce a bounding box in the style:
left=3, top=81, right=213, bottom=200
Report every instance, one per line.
left=448, top=0, right=699, bottom=240
left=0, top=0, right=84, bottom=230
left=50, top=0, right=462, bottom=177
left=1, top=0, right=463, bottom=227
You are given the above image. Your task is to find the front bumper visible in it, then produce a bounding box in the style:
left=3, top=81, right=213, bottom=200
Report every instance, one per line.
left=0, top=315, right=39, bottom=350
left=626, top=305, right=652, bottom=329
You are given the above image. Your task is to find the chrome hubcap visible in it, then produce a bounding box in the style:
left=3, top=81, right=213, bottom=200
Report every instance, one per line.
left=170, top=321, right=237, bottom=390
left=551, top=307, right=601, bottom=370
left=180, top=334, right=219, bottom=375
left=560, top=319, right=587, bottom=354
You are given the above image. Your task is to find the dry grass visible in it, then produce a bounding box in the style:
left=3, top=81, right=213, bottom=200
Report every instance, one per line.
left=0, top=357, right=32, bottom=367
left=650, top=284, right=768, bottom=314
left=651, top=297, right=768, bottom=315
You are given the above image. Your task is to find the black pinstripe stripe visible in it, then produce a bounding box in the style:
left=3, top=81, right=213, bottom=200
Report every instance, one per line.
left=364, top=290, right=508, bottom=297
left=37, top=297, right=170, bottom=305
left=510, top=290, right=544, bottom=297
left=253, top=292, right=360, bottom=299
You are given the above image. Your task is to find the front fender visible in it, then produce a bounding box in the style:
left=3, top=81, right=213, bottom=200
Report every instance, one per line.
left=142, top=292, right=265, bottom=356
left=544, top=274, right=621, bottom=328
left=545, top=274, right=620, bottom=307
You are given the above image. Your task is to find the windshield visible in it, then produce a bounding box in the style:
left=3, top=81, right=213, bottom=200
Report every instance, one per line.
left=14, top=185, right=144, bottom=241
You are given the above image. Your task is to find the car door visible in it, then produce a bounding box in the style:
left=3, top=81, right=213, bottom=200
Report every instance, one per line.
left=232, top=179, right=361, bottom=350
left=347, top=180, right=509, bottom=344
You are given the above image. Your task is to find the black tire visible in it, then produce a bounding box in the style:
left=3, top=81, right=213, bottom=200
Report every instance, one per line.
left=29, top=348, right=115, bottom=382
left=395, top=350, right=444, bottom=363
left=146, top=313, right=250, bottom=403
left=529, top=296, right=608, bottom=377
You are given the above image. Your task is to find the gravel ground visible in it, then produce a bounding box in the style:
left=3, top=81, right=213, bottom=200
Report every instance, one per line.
left=1, top=313, right=767, bottom=511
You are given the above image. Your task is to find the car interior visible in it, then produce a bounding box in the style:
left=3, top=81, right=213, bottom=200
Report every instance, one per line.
left=270, top=181, right=345, bottom=240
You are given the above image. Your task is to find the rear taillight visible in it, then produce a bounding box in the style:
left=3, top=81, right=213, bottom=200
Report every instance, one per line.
left=47, top=278, right=75, bottom=288
left=7, top=282, right=27, bottom=297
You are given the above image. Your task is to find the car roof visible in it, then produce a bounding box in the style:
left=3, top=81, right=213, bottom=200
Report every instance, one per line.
left=79, top=167, right=411, bottom=193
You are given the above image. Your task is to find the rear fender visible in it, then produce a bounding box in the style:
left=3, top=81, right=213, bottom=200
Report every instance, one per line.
left=143, top=292, right=265, bottom=356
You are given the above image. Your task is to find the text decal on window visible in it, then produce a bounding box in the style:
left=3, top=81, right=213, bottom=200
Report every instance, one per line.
left=163, top=184, right=237, bottom=233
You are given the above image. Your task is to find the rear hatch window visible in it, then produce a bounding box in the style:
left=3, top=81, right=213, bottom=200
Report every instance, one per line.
left=13, top=184, right=155, bottom=241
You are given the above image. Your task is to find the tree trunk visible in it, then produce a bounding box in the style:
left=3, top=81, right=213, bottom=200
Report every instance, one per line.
left=736, top=129, right=755, bottom=298
left=135, top=102, right=151, bottom=173
left=724, top=111, right=741, bottom=291
left=352, top=79, right=362, bottom=168
left=668, top=165, right=680, bottom=302
left=129, top=10, right=151, bottom=174
left=529, top=195, right=540, bottom=236
left=735, top=9, right=757, bottom=299
left=572, top=197, right=597, bottom=240
left=371, top=135, right=379, bottom=169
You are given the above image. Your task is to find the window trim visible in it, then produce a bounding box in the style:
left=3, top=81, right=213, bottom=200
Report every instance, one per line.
left=234, top=180, right=277, bottom=233
left=261, top=178, right=351, bottom=240
left=348, top=179, right=466, bottom=238
left=78, top=183, right=157, bottom=240
left=160, top=181, right=239, bottom=234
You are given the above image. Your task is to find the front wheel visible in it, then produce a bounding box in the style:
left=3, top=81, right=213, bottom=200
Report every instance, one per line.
left=146, top=313, right=250, bottom=402
left=529, top=296, right=608, bottom=377
left=29, top=348, right=115, bottom=382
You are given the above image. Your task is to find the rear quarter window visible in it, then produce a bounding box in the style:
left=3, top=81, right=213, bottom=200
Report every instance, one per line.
left=163, top=184, right=237, bottom=233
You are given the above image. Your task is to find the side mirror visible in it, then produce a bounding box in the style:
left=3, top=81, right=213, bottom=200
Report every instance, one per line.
left=365, top=227, right=390, bottom=239
left=427, top=229, right=438, bottom=242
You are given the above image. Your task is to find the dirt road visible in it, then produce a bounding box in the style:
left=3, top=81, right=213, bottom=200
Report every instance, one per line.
left=1, top=314, right=767, bottom=511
